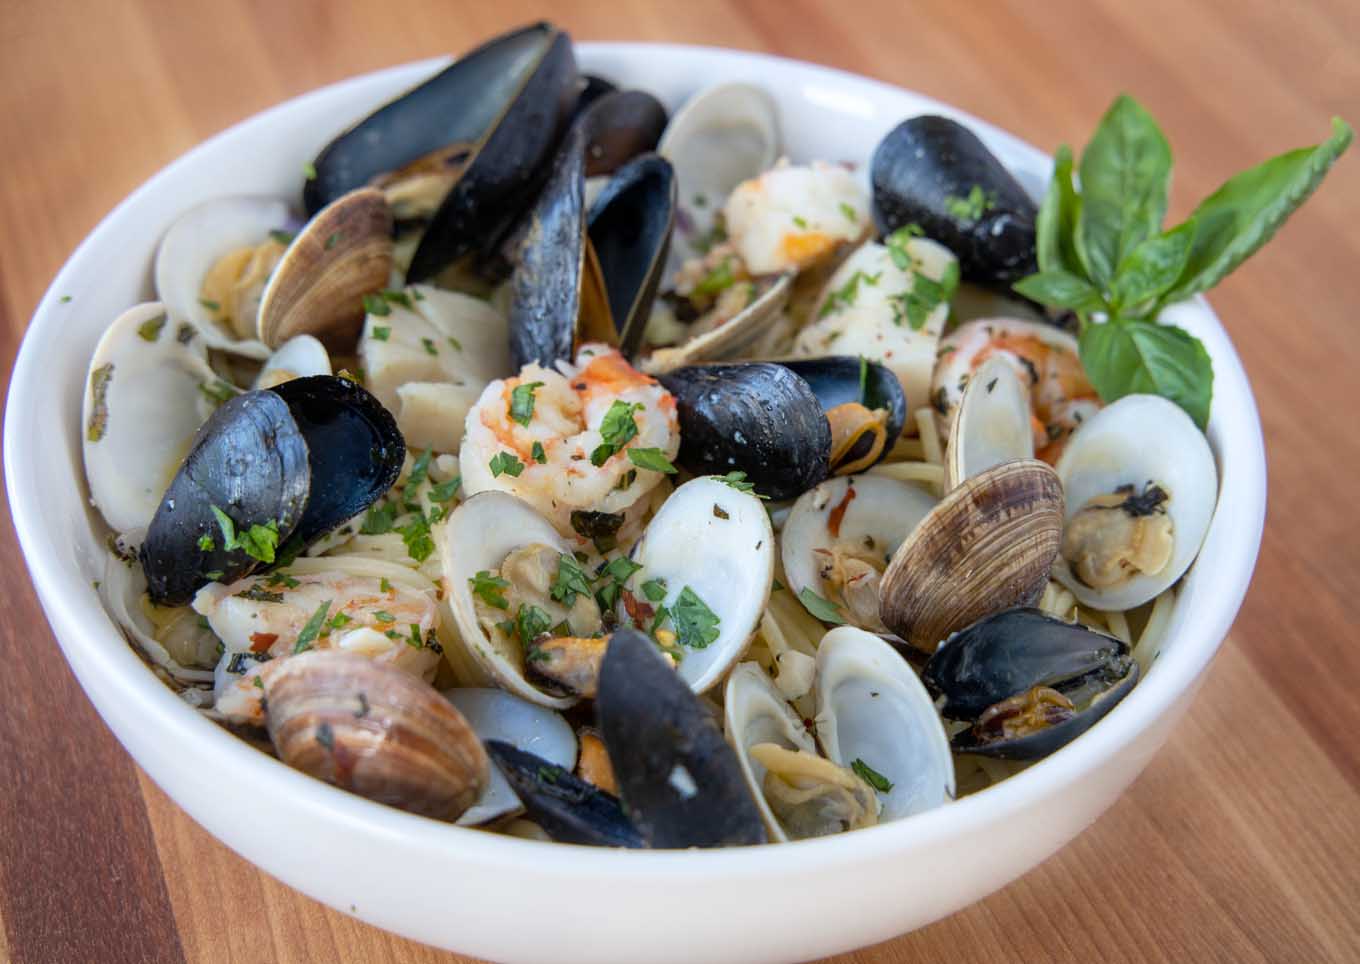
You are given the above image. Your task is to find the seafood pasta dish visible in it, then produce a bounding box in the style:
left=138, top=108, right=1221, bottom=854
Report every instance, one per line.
left=80, top=23, right=1349, bottom=846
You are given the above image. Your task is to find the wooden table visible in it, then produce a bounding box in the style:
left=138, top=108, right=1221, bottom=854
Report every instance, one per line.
left=2, top=1, right=1357, bottom=961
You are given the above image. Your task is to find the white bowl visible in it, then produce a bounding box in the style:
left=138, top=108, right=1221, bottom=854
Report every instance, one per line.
left=4, top=43, right=1265, bottom=964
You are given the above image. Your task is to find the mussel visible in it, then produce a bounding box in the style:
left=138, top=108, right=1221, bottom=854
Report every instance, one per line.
left=486, top=741, right=643, bottom=848
left=923, top=608, right=1138, bottom=759
left=779, top=357, right=907, bottom=474
left=871, top=115, right=1037, bottom=291
left=140, top=375, right=404, bottom=605
left=304, top=23, right=579, bottom=283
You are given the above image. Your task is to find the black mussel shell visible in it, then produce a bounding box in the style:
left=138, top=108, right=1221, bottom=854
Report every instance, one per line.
left=141, top=392, right=310, bottom=605
left=658, top=363, right=831, bottom=501
left=268, top=376, right=405, bottom=547
left=570, top=73, right=616, bottom=122
left=871, top=115, right=1037, bottom=291
left=597, top=629, right=767, bottom=848
left=140, top=377, right=404, bottom=606
left=406, top=28, right=578, bottom=282
left=486, top=741, right=643, bottom=848
left=778, top=356, right=907, bottom=469
left=588, top=154, right=675, bottom=358
left=579, top=90, right=668, bottom=177
left=924, top=608, right=1138, bottom=760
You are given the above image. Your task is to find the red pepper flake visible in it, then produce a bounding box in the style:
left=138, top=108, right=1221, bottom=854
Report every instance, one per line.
left=249, top=632, right=278, bottom=652
left=621, top=589, right=654, bottom=627
left=827, top=484, right=857, bottom=538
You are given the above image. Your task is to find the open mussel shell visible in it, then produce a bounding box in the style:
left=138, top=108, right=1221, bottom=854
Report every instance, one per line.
left=579, top=89, right=668, bottom=177
left=924, top=608, right=1139, bottom=760
left=779, top=356, right=907, bottom=473
left=444, top=688, right=577, bottom=827
left=570, top=73, right=618, bottom=121
left=140, top=375, right=403, bottom=606
left=588, top=153, right=676, bottom=358
left=658, top=362, right=831, bottom=500
left=257, top=187, right=393, bottom=352
left=622, top=476, right=774, bottom=693
left=878, top=459, right=1063, bottom=652
left=944, top=354, right=1034, bottom=490
left=82, top=303, right=223, bottom=536
left=264, top=650, right=489, bottom=820
left=485, top=741, right=643, bottom=848
left=871, top=115, right=1037, bottom=291
left=597, top=628, right=767, bottom=847
left=1053, top=394, right=1218, bottom=611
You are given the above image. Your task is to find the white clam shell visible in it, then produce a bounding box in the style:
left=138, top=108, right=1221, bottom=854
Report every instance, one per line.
left=944, top=354, right=1034, bottom=489
left=154, top=195, right=289, bottom=358
left=723, top=662, right=817, bottom=843
left=1053, top=394, right=1218, bottom=611
left=81, top=302, right=221, bottom=535
left=624, top=476, right=774, bottom=693
left=252, top=334, right=331, bottom=390
left=443, top=688, right=577, bottom=827
left=815, top=626, right=955, bottom=819
left=782, top=475, right=937, bottom=629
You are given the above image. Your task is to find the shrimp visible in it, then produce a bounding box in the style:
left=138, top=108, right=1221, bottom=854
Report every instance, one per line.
left=460, top=343, right=680, bottom=537
left=932, top=318, right=1101, bottom=463
left=194, top=557, right=442, bottom=725
left=723, top=160, right=870, bottom=275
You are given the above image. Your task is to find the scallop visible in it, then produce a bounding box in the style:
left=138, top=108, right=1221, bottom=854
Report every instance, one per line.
left=154, top=196, right=292, bottom=358
left=81, top=302, right=224, bottom=535
left=622, top=476, right=775, bottom=693
left=443, top=688, right=577, bottom=826
left=1052, top=394, right=1217, bottom=610
left=781, top=475, right=937, bottom=632
left=944, top=354, right=1034, bottom=489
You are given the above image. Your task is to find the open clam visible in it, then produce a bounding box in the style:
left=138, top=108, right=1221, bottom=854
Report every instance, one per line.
left=782, top=475, right=937, bottom=632
left=878, top=459, right=1064, bottom=651
left=924, top=608, right=1138, bottom=759
left=1053, top=394, right=1217, bottom=611
left=943, top=354, right=1034, bottom=489
left=724, top=627, right=954, bottom=841
left=252, top=335, right=331, bottom=390
left=263, top=650, right=488, bottom=820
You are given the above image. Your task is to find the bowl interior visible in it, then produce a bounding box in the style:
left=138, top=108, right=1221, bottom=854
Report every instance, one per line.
left=4, top=41, right=1265, bottom=963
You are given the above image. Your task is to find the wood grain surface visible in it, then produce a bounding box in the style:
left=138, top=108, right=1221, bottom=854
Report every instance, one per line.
left=2, top=1, right=1358, bottom=961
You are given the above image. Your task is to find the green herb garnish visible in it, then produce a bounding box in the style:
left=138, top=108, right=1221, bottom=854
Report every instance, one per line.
left=197, top=534, right=215, bottom=551
left=362, top=293, right=390, bottom=317
left=470, top=571, right=510, bottom=610
left=210, top=506, right=280, bottom=564
left=531, top=441, right=547, bottom=464
left=888, top=261, right=960, bottom=330
left=670, top=586, right=721, bottom=649
left=198, top=298, right=221, bottom=312
left=792, top=215, right=809, bottom=229
left=818, top=270, right=881, bottom=319
left=371, top=325, right=390, bottom=341
left=137, top=314, right=167, bottom=341
left=360, top=501, right=398, bottom=535
left=550, top=554, right=593, bottom=607
left=590, top=400, right=644, bottom=467
left=715, top=471, right=759, bottom=495
left=798, top=587, right=846, bottom=625
left=627, top=447, right=676, bottom=474
left=428, top=477, right=461, bottom=503
left=839, top=201, right=859, bottom=223
left=303, top=162, right=317, bottom=180
left=641, top=578, right=668, bottom=603
left=397, top=514, right=434, bottom=563
left=693, top=257, right=737, bottom=297
left=851, top=758, right=894, bottom=793
left=198, top=379, right=237, bottom=408
left=512, top=604, right=552, bottom=649
left=373, top=610, right=395, bottom=623
left=944, top=184, right=995, bottom=221
left=269, top=229, right=295, bottom=246
left=510, top=381, right=544, bottom=427
left=489, top=451, right=524, bottom=478
left=421, top=337, right=438, bottom=356
left=292, top=598, right=332, bottom=653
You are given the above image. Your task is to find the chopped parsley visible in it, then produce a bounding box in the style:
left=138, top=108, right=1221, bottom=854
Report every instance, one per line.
left=489, top=451, right=524, bottom=478
left=198, top=298, right=221, bottom=312
left=943, top=184, right=995, bottom=221
left=851, top=758, right=894, bottom=793
left=693, top=257, right=737, bottom=297
left=470, top=571, right=510, bottom=610
left=715, top=471, right=759, bottom=495
left=197, top=534, right=215, bottom=551
left=269, top=229, right=295, bottom=246
left=362, top=293, right=390, bottom=316
left=858, top=355, right=870, bottom=403
left=198, top=379, right=237, bottom=408
left=407, top=623, right=424, bottom=648
left=595, top=556, right=642, bottom=611
left=371, top=325, right=390, bottom=341
left=641, top=579, right=668, bottom=603
left=627, top=447, right=676, bottom=474
left=303, top=161, right=317, bottom=180
left=292, top=598, right=332, bottom=653
left=550, top=554, right=593, bottom=607
left=267, top=571, right=300, bottom=589
left=691, top=216, right=728, bottom=256
left=887, top=260, right=960, bottom=330
left=379, top=577, right=393, bottom=593
left=531, top=441, right=547, bottom=464
left=885, top=226, right=923, bottom=269
left=59, top=295, right=72, bottom=304
left=510, top=381, right=544, bottom=427
left=360, top=501, right=398, bottom=535
left=590, top=400, right=644, bottom=467
left=381, top=289, right=413, bottom=310
left=421, top=337, right=438, bottom=356
left=237, top=584, right=285, bottom=603
left=329, top=611, right=353, bottom=630
left=210, top=506, right=280, bottom=563
left=818, top=270, right=881, bottom=319
left=428, top=477, right=461, bottom=503
left=137, top=314, right=167, bottom=341
left=406, top=448, right=433, bottom=490
left=510, top=604, right=552, bottom=649
left=325, top=231, right=341, bottom=250
left=839, top=201, right=858, bottom=223
left=373, top=610, right=395, bottom=623
left=798, top=587, right=846, bottom=625
left=398, top=514, right=434, bottom=562
left=671, top=586, right=721, bottom=649
left=792, top=215, right=809, bottom=229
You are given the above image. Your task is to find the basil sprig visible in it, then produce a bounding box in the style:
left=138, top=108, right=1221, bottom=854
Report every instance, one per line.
left=1014, top=95, right=1352, bottom=428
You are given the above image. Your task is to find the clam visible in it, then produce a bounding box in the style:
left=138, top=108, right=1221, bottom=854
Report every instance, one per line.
left=256, top=187, right=394, bottom=352
left=780, top=356, right=908, bottom=475
left=878, top=459, right=1063, bottom=651
left=443, top=688, right=577, bottom=826
left=724, top=627, right=954, bottom=841
left=252, top=335, right=331, bottom=390
left=924, top=608, right=1138, bottom=759
left=263, top=650, right=489, bottom=819
left=140, top=375, right=404, bottom=605
left=1052, top=394, right=1217, bottom=610
left=154, top=196, right=292, bottom=358
left=304, top=23, right=578, bottom=283
left=782, top=475, right=937, bottom=632
left=943, top=354, right=1034, bottom=489
left=871, top=115, right=1038, bottom=292
left=658, top=82, right=780, bottom=267
left=639, top=272, right=794, bottom=374
left=82, top=302, right=225, bottom=535
left=620, top=475, right=774, bottom=693
left=658, top=362, right=831, bottom=500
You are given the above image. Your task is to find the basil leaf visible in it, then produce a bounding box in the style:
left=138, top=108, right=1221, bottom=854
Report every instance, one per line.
left=1162, top=116, right=1353, bottom=304
left=797, top=587, right=846, bottom=625
left=1109, top=219, right=1196, bottom=312
left=1011, top=270, right=1104, bottom=312
left=1075, top=95, right=1172, bottom=289
left=1079, top=318, right=1213, bottom=428
left=1035, top=145, right=1083, bottom=277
